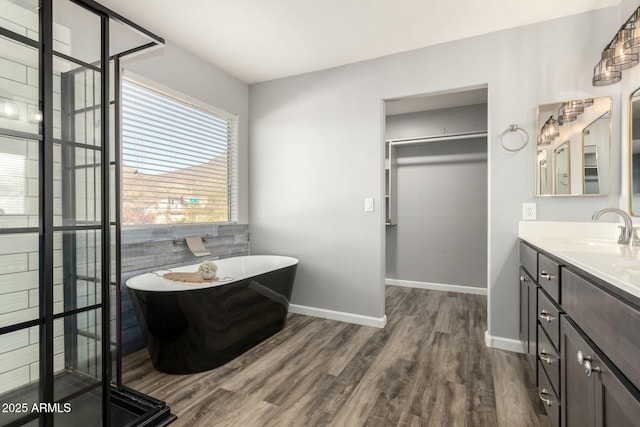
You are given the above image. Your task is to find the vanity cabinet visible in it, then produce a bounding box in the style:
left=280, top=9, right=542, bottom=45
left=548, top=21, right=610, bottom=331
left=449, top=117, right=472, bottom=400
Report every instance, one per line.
left=561, top=316, right=640, bottom=427
left=519, top=242, right=539, bottom=368
left=519, top=268, right=538, bottom=368
left=519, top=239, right=640, bottom=427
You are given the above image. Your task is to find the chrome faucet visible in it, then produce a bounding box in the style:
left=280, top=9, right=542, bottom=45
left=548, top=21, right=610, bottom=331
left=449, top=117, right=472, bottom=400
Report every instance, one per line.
left=592, top=208, right=634, bottom=245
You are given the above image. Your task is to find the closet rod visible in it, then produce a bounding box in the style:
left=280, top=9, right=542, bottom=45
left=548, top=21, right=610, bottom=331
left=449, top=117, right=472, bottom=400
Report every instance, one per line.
left=388, top=131, right=488, bottom=146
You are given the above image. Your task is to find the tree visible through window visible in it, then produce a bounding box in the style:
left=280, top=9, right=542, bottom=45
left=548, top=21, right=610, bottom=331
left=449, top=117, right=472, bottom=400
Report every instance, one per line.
left=121, top=79, right=237, bottom=224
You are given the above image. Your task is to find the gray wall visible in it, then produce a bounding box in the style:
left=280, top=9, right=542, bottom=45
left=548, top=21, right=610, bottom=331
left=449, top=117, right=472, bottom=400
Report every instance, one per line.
left=385, top=105, right=487, bottom=288
left=121, top=42, right=250, bottom=223
left=119, top=224, right=249, bottom=355
left=249, top=8, right=621, bottom=342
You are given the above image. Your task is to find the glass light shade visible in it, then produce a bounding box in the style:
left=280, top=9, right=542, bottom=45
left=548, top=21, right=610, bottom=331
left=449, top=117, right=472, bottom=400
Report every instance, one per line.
left=580, top=98, right=594, bottom=108
left=537, top=132, right=552, bottom=146
left=560, top=102, right=584, bottom=116
left=607, top=29, right=639, bottom=71
left=593, top=48, right=622, bottom=86
left=624, top=9, right=640, bottom=53
left=558, top=114, right=577, bottom=124
left=542, top=116, right=559, bottom=139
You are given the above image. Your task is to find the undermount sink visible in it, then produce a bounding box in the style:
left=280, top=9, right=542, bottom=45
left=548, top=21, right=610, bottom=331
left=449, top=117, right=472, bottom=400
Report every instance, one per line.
left=566, top=238, right=620, bottom=247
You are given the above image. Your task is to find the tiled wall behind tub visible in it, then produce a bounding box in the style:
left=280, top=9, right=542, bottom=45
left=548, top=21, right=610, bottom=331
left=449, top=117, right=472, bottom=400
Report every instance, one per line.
left=120, top=223, right=249, bottom=355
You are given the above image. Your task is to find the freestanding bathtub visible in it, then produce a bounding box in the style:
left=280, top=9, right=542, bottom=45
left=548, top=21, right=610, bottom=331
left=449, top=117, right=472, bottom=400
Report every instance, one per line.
left=126, top=255, right=298, bottom=374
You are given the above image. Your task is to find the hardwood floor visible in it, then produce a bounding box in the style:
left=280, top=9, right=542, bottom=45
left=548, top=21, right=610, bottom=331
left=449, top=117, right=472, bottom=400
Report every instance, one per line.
left=122, top=286, right=549, bottom=426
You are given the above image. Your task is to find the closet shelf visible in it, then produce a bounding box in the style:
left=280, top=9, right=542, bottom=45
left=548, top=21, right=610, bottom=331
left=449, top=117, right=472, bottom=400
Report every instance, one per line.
left=386, top=130, right=487, bottom=146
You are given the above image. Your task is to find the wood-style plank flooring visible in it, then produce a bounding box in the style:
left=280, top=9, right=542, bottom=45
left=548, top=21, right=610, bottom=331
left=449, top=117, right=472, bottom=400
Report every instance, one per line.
left=122, top=286, right=549, bottom=426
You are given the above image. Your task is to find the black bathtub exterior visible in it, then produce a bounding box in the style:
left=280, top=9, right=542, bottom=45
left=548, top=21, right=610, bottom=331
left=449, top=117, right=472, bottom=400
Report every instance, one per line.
left=128, top=264, right=297, bottom=374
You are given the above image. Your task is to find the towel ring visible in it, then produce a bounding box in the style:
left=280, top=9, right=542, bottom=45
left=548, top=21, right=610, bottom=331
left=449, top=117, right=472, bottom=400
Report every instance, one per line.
left=499, top=124, right=529, bottom=152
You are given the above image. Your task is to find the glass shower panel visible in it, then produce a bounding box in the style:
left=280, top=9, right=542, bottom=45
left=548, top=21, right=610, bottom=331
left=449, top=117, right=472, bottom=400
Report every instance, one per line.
left=52, top=144, right=103, bottom=227
left=0, top=36, right=40, bottom=136
left=53, top=309, right=102, bottom=400
left=52, top=0, right=107, bottom=424
left=0, top=233, right=39, bottom=328
left=52, top=0, right=101, bottom=66
left=0, top=0, right=39, bottom=41
left=0, top=136, right=39, bottom=229
left=54, top=230, right=102, bottom=315
left=53, top=57, right=102, bottom=148
left=0, top=326, right=40, bottom=425
left=54, top=388, right=102, bottom=426
left=109, top=224, right=117, bottom=383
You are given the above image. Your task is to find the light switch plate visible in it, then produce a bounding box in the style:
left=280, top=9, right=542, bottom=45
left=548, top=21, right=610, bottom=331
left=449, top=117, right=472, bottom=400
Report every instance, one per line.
left=365, top=198, right=374, bottom=212
left=523, top=203, right=537, bottom=220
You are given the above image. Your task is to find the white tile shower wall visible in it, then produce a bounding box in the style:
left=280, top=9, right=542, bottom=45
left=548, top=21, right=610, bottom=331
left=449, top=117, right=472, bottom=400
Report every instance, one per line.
left=0, top=5, right=70, bottom=396
left=119, top=223, right=249, bottom=354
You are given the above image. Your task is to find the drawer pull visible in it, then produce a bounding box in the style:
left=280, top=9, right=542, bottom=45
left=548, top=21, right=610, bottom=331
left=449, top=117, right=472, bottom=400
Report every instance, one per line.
left=576, top=350, right=592, bottom=366
left=539, top=310, right=554, bottom=322
left=584, top=360, right=601, bottom=377
left=539, top=350, right=556, bottom=364
left=538, top=388, right=555, bottom=406
left=539, top=271, right=555, bottom=280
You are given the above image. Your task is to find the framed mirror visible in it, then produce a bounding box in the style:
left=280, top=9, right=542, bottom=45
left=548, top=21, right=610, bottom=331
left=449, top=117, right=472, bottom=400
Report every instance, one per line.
left=554, top=141, right=570, bottom=195
left=537, top=149, right=551, bottom=195
left=582, top=112, right=609, bottom=195
left=536, top=96, right=611, bottom=196
left=583, top=145, right=599, bottom=194
left=630, top=88, right=640, bottom=214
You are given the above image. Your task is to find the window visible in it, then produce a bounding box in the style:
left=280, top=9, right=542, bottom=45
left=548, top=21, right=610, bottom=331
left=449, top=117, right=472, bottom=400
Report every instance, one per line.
left=121, top=78, right=237, bottom=224
left=0, top=151, right=26, bottom=215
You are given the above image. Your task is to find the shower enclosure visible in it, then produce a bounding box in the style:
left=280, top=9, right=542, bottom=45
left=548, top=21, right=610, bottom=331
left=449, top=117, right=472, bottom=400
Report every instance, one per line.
left=0, top=0, right=170, bottom=425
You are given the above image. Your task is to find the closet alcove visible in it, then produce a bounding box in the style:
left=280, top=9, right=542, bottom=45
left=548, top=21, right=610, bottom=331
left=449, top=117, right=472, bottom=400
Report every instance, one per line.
left=384, top=88, right=488, bottom=294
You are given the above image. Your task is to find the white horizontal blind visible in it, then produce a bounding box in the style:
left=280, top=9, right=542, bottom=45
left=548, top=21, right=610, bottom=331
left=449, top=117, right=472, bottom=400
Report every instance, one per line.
left=0, top=152, right=25, bottom=214
left=121, top=78, right=237, bottom=224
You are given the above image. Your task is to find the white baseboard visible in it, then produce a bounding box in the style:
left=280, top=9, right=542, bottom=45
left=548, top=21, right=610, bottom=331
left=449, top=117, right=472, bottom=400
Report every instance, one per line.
left=484, top=330, right=525, bottom=353
left=385, top=279, right=487, bottom=296
left=288, top=304, right=387, bottom=328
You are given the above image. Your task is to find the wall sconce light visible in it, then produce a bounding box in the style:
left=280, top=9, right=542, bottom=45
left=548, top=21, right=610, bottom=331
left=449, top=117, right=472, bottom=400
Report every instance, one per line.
left=537, top=116, right=559, bottom=146
left=579, top=98, right=595, bottom=108
left=593, top=8, right=640, bottom=85
left=543, top=116, right=559, bottom=138
left=593, top=48, right=622, bottom=85
left=31, top=111, right=42, bottom=122
left=556, top=98, right=592, bottom=126
left=557, top=114, right=577, bottom=125
left=27, top=105, right=42, bottom=123
left=0, top=99, right=20, bottom=120
left=608, top=28, right=639, bottom=70
left=560, top=102, right=584, bottom=116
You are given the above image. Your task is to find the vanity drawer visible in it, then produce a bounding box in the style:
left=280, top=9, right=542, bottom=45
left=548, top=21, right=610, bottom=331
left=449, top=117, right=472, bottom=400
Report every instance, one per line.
left=520, top=240, right=538, bottom=279
left=538, top=254, right=562, bottom=303
left=538, top=288, right=561, bottom=350
left=561, top=268, right=640, bottom=390
left=538, top=324, right=560, bottom=397
left=537, top=361, right=561, bottom=427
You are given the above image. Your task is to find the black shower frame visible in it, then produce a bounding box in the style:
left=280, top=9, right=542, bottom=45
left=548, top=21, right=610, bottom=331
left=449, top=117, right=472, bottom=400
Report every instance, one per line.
left=0, top=1, right=163, bottom=425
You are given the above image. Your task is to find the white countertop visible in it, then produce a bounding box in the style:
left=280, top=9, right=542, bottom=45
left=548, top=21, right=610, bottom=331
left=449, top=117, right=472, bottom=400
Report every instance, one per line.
left=519, top=221, right=640, bottom=300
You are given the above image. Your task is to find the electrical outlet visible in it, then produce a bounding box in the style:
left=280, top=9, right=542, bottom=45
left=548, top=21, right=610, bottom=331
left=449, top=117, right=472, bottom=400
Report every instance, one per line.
left=523, top=203, right=537, bottom=220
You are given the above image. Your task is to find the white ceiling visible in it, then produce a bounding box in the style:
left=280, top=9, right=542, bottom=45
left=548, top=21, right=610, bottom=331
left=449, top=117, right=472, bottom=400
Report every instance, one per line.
left=100, top=0, right=618, bottom=84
